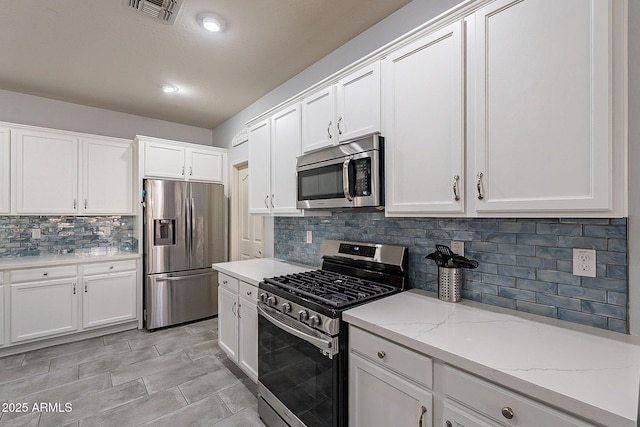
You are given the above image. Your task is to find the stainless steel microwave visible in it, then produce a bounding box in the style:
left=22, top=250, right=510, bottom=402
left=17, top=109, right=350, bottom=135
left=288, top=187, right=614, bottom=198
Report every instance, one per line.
left=296, top=134, right=384, bottom=209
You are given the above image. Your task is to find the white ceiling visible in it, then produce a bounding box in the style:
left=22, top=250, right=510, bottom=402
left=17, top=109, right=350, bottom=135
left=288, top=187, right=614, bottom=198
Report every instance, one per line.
left=0, top=0, right=411, bottom=129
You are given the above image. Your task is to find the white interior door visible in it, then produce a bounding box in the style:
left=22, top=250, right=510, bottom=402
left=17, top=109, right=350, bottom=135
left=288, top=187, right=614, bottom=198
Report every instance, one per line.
left=233, top=162, right=264, bottom=261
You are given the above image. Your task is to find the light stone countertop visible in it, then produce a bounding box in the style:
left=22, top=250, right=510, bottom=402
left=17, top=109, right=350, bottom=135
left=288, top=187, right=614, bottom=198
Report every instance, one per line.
left=212, top=258, right=315, bottom=286
left=343, top=289, right=640, bottom=427
left=0, top=251, right=141, bottom=270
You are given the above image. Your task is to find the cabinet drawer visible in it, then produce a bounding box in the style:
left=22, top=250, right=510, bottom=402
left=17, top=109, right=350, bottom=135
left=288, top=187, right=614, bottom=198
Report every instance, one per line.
left=443, top=366, right=596, bottom=426
left=239, top=281, right=257, bottom=304
left=11, top=265, right=77, bottom=283
left=350, top=327, right=432, bottom=389
left=83, top=260, right=137, bottom=276
left=218, top=273, right=239, bottom=292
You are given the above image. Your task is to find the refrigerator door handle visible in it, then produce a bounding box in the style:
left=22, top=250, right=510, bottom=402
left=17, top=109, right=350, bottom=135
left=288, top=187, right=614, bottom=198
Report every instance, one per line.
left=191, top=197, right=196, bottom=255
left=155, top=272, right=215, bottom=281
left=185, top=196, right=191, bottom=263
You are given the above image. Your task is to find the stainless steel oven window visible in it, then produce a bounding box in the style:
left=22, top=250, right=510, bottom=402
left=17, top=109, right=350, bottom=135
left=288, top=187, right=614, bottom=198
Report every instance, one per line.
left=258, top=307, right=338, bottom=427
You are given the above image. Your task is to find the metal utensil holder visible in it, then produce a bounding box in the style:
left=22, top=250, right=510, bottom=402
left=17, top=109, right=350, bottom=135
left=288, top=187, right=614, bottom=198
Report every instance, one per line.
left=438, top=267, right=461, bottom=302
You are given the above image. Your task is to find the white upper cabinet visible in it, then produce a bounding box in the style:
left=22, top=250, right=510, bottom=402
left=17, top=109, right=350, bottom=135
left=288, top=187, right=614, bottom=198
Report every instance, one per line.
left=384, top=21, right=465, bottom=216
left=471, top=0, right=619, bottom=215
left=143, top=141, right=186, bottom=180
left=302, top=62, right=382, bottom=154
left=301, top=86, right=336, bottom=153
left=140, top=136, right=225, bottom=183
left=13, top=129, right=79, bottom=214
left=248, top=104, right=303, bottom=216
left=0, top=127, right=9, bottom=214
left=187, top=147, right=223, bottom=182
left=248, top=119, right=272, bottom=215
left=336, top=62, right=381, bottom=143
left=270, top=103, right=302, bottom=215
left=82, top=137, right=134, bottom=214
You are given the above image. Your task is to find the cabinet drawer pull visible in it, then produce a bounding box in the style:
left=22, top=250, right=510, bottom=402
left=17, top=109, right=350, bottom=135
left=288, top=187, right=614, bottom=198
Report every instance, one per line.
left=501, top=406, right=514, bottom=420
left=109, top=266, right=114, bottom=270
left=84, top=284, right=88, bottom=293
left=264, top=195, right=269, bottom=209
left=231, top=302, right=237, bottom=316
left=181, top=166, right=185, bottom=176
left=377, top=350, right=386, bottom=359
left=453, top=174, right=460, bottom=201
left=84, top=199, right=88, bottom=209
left=190, top=166, right=193, bottom=176
left=445, top=421, right=452, bottom=427
left=73, top=199, right=77, bottom=210
left=476, top=172, right=484, bottom=200
left=73, top=283, right=76, bottom=295
left=337, top=116, right=343, bottom=135
left=223, top=280, right=228, bottom=284
left=418, top=405, right=427, bottom=427
left=271, top=194, right=275, bottom=208
left=327, top=121, right=333, bottom=139
left=43, top=272, right=48, bottom=276
left=247, top=291, right=252, bottom=296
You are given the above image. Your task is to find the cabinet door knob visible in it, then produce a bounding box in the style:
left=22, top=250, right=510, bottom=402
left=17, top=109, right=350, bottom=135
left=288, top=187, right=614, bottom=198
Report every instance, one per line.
left=109, top=266, right=114, bottom=270
left=377, top=350, right=386, bottom=359
left=501, top=406, right=514, bottom=420
left=43, top=272, right=48, bottom=276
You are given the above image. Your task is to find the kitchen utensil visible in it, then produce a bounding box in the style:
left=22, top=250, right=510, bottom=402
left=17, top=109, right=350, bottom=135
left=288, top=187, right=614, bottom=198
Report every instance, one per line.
left=435, top=244, right=453, bottom=257
left=451, top=255, right=479, bottom=269
left=434, top=251, right=446, bottom=267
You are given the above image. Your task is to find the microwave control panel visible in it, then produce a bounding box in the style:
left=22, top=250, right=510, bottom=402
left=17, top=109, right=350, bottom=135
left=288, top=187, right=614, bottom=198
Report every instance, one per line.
left=352, top=158, right=371, bottom=196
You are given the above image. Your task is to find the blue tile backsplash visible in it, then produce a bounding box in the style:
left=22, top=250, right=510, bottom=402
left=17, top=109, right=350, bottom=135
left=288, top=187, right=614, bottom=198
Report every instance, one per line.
left=0, top=216, right=137, bottom=257
left=274, top=213, right=628, bottom=333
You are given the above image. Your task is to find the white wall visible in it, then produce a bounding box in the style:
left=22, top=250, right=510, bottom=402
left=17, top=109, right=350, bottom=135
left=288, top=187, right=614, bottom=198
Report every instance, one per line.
left=0, top=89, right=214, bottom=145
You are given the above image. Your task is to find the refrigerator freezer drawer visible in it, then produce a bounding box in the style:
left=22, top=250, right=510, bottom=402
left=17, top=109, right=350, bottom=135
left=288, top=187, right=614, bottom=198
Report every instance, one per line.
left=145, top=268, right=218, bottom=329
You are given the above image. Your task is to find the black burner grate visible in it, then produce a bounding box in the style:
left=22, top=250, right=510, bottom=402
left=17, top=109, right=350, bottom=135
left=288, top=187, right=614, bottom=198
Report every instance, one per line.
left=263, top=270, right=397, bottom=309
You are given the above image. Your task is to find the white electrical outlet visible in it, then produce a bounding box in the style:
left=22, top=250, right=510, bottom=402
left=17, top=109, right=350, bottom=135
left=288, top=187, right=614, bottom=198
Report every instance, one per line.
left=573, top=248, right=596, bottom=277
left=306, top=230, right=313, bottom=244
left=451, top=241, right=464, bottom=255
left=31, top=228, right=41, bottom=239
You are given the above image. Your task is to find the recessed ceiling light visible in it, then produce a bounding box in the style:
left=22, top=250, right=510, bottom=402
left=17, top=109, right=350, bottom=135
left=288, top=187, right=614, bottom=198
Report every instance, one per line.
left=197, top=12, right=226, bottom=32
left=161, top=84, right=179, bottom=93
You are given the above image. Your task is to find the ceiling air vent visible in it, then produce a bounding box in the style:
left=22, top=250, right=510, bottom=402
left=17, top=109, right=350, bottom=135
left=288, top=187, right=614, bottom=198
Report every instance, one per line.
left=124, top=0, right=182, bottom=24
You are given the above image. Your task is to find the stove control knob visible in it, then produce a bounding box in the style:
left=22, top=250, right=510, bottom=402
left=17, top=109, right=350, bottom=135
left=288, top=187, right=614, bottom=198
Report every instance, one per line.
left=259, top=293, right=268, bottom=303
left=281, top=303, right=292, bottom=313
left=309, top=315, right=321, bottom=327
left=267, top=296, right=277, bottom=307
left=298, top=310, right=309, bottom=322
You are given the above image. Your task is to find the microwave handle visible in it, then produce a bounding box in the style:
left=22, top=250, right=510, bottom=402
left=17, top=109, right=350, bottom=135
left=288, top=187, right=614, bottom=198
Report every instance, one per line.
left=343, top=158, right=353, bottom=201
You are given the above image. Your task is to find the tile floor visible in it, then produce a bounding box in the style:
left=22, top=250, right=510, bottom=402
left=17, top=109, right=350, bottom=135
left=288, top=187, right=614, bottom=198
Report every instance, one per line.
left=0, top=318, right=266, bottom=427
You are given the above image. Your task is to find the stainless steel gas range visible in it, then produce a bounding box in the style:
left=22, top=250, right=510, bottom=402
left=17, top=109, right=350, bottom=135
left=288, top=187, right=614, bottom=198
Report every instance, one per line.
left=256, top=239, right=408, bottom=427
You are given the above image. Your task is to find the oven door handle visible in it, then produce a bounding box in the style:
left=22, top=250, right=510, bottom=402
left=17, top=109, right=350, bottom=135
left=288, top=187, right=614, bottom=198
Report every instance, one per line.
left=258, top=305, right=338, bottom=356
left=342, top=157, right=353, bottom=202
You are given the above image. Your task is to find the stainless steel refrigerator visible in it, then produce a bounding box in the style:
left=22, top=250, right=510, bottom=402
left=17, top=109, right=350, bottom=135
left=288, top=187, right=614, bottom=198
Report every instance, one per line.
left=144, top=179, right=225, bottom=329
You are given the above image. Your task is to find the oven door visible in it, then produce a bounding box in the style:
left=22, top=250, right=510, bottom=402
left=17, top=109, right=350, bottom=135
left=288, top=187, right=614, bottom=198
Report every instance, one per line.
left=257, top=304, right=342, bottom=427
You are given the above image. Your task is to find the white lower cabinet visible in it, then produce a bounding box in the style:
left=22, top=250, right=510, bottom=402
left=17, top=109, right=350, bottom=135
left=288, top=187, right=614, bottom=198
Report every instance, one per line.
left=218, top=273, right=258, bottom=382
left=4, top=259, right=140, bottom=350
left=349, top=327, right=433, bottom=427
left=442, top=400, right=495, bottom=427
left=11, top=272, right=79, bottom=343
left=349, top=326, right=597, bottom=427
left=82, top=261, right=137, bottom=329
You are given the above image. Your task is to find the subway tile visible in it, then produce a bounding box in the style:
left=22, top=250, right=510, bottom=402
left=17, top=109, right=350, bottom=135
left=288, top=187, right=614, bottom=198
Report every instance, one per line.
left=497, top=244, right=535, bottom=256
left=607, top=291, right=627, bottom=306
left=516, top=256, right=544, bottom=269
left=607, top=238, right=627, bottom=253
left=515, top=301, right=558, bottom=318
left=482, top=273, right=516, bottom=287
left=516, top=278, right=557, bottom=294
left=516, top=234, right=558, bottom=246
left=581, top=276, right=627, bottom=292
left=464, top=281, right=498, bottom=295
left=608, top=318, right=628, bottom=333
left=535, top=247, right=573, bottom=260
left=557, top=236, right=608, bottom=250
left=498, top=222, right=536, bottom=233
left=481, top=294, right=516, bottom=310
left=606, top=265, right=627, bottom=280
left=558, top=309, right=608, bottom=329
left=557, top=285, right=607, bottom=303
left=536, top=294, right=581, bottom=311
left=583, top=225, right=627, bottom=238
left=535, top=223, right=582, bottom=236
left=497, top=265, right=535, bottom=280
left=498, top=287, right=536, bottom=302
left=482, top=233, right=516, bottom=244
left=467, top=241, right=498, bottom=253
left=581, top=301, right=627, bottom=319
left=536, top=269, right=581, bottom=286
